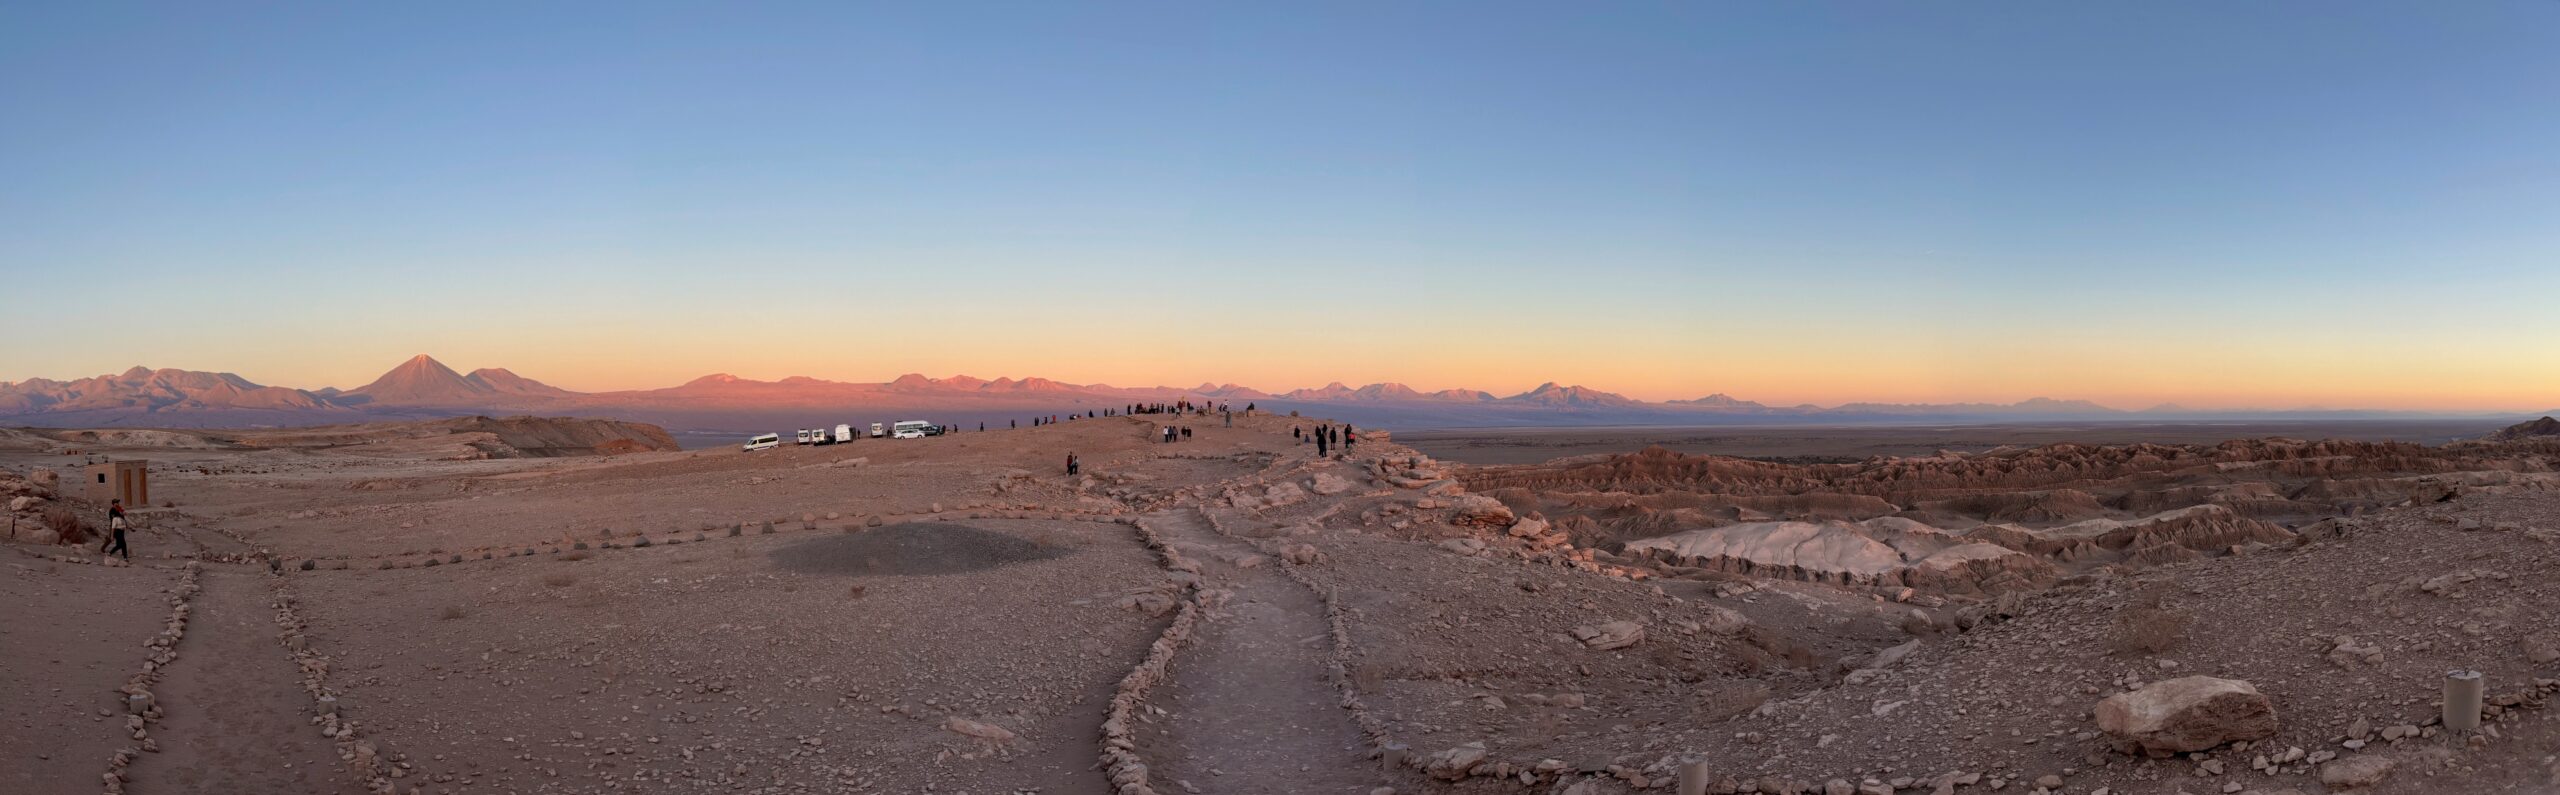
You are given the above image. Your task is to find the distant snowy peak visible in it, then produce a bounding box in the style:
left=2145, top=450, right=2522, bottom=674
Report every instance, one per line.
left=1667, top=393, right=1766, bottom=409
left=1502, top=382, right=1640, bottom=408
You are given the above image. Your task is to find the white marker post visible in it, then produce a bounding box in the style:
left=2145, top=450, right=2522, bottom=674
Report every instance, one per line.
left=1678, top=756, right=1712, bottom=795
left=2444, top=669, right=2483, bottom=735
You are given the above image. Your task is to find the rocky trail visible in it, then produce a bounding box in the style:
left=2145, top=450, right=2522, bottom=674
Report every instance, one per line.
left=1143, top=506, right=1378, bottom=794
left=122, top=564, right=360, bottom=795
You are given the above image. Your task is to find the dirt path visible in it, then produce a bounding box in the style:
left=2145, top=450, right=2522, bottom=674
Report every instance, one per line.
left=1142, top=508, right=1376, bottom=794
left=125, top=565, right=362, bottom=795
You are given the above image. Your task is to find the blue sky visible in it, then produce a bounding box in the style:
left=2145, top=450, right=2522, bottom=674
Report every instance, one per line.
left=3, top=2, right=2555, bottom=409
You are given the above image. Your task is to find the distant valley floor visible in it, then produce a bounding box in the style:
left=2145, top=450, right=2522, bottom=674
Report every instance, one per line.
left=1397, top=418, right=2514, bottom=465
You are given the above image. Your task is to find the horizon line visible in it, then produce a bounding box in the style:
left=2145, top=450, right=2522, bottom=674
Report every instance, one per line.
left=3, top=356, right=2553, bottom=418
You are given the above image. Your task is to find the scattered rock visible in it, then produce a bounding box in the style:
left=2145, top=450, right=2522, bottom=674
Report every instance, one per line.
left=2094, top=676, right=2279, bottom=756
left=2318, top=755, right=2394, bottom=791
left=1572, top=621, right=1645, bottom=650
left=2521, top=633, right=2560, bottom=665
left=1309, top=472, right=1354, bottom=496
left=1449, top=494, right=1515, bottom=527
left=941, top=716, right=1015, bottom=742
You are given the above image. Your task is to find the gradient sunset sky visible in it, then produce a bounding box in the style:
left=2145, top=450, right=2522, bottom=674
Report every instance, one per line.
left=4, top=2, right=2555, bottom=411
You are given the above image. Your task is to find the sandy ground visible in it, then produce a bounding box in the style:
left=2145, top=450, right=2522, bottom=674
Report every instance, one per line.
left=5, top=412, right=2557, bottom=794
left=0, top=560, right=182, bottom=793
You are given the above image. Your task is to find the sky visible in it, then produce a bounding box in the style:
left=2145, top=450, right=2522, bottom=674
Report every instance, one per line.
left=3, top=2, right=2556, bottom=411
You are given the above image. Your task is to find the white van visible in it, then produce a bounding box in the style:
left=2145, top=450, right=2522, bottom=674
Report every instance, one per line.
left=743, top=433, right=780, bottom=452
left=833, top=424, right=855, bottom=444
left=794, top=429, right=813, bottom=445
left=892, top=420, right=932, bottom=439
left=870, top=422, right=885, bottom=438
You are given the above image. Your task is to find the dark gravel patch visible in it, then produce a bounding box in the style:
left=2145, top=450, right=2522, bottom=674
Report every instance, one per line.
left=767, top=522, right=1065, bottom=576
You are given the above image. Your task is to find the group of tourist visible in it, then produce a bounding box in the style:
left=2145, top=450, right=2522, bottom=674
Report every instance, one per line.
left=1128, top=400, right=1248, bottom=416
left=1293, top=424, right=1357, bottom=458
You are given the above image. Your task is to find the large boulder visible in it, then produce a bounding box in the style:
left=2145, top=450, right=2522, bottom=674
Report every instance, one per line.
left=1450, top=494, right=1515, bottom=527
left=2093, top=676, right=2278, bottom=756
left=1260, top=482, right=1308, bottom=508
left=1308, top=472, right=1354, bottom=496
left=29, top=467, right=59, bottom=495
left=1572, top=621, right=1646, bottom=650
left=1424, top=742, right=1487, bottom=780
left=1506, top=516, right=1552, bottom=539
left=2317, top=755, right=2394, bottom=791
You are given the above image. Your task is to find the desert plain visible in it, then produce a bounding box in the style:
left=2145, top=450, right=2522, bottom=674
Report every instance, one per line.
left=6, top=411, right=2560, bottom=795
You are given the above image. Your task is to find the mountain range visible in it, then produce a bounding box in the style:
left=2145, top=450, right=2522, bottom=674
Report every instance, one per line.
left=0, top=355, right=2545, bottom=431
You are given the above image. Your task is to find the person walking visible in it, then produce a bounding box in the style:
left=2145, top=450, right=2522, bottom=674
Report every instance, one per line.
left=100, top=499, right=130, bottom=560
left=1066, top=453, right=1079, bottom=476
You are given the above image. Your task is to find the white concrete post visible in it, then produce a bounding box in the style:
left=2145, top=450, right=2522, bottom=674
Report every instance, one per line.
left=2444, top=669, right=2483, bottom=734
left=1678, top=756, right=1712, bottom=795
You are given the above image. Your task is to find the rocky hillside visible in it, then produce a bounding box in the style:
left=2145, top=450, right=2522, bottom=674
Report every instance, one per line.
left=2490, top=416, right=2560, bottom=442
left=1455, top=439, right=2560, bottom=595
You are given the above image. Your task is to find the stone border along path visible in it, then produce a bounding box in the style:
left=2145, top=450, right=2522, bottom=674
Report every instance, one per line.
left=264, top=566, right=415, bottom=794
left=1196, top=505, right=1398, bottom=786
left=1102, top=511, right=1211, bottom=795
left=120, top=563, right=365, bottom=795
left=1218, top=451, right=1708, bottom=791
left=98, top=561, right=201, bottom=795
left=1134, top=505, right=1378, bottom=793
